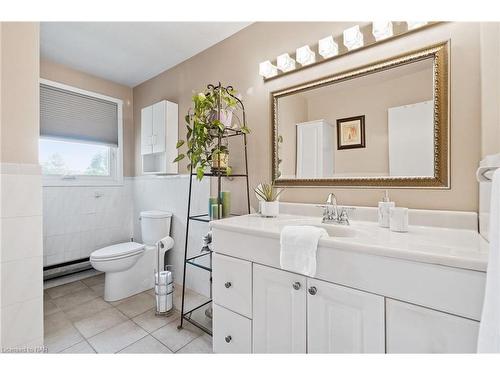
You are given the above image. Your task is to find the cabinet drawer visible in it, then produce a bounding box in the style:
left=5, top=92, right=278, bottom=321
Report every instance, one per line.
left=213, top=253, right=252, bottom=318
left=213, top=304, right=252, bottom=353
left=386, top=299, right=479, bottom=353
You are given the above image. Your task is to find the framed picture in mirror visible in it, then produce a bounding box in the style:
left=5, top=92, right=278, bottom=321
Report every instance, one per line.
left=337, top=115, right=366, bottom=150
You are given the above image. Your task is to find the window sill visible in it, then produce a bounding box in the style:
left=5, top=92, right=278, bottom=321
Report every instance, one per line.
left=42, top=176, right=124, bottom=187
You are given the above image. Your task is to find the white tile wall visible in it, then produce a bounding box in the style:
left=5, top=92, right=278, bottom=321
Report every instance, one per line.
left=0, top=163, right=44, bottom=348
left=132, top=175, right=210, bottom=297
left=42, top=182, right=134, bottom=266
left=42, top=175, right=211, bottom=298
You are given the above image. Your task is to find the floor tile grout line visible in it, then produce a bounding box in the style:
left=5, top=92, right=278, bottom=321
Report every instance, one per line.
left=45, top=280, right=91, bottom=298
left=45, top=278, right=210, bottom=354
left=149, top=318, right=204, bottom=353
left=54, top=307, right=87, bottom=353
left=115, top=333, right=167, bottom=354
left=81, top=313, right=135, bottom=342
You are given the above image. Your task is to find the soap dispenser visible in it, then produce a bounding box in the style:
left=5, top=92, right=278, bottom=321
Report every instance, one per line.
left=378, top=190, right=395, bottom=228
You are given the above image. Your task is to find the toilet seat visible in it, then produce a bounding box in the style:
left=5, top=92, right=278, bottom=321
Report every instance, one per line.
left=90, top=242, right=145, bottom=262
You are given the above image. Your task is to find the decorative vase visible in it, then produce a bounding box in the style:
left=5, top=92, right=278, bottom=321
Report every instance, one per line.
left=260, top=201, right=279, bottom=218
left=211, top=153, right=229, bottom=172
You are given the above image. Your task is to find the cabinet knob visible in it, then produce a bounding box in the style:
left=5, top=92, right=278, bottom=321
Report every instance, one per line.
left=292, top=282, right=301, bottom=290
left=308, top=286, right=317, bottom=295
left=225, top=335, right=232, bottom=343
left=224, top=282, right=232, bottom=289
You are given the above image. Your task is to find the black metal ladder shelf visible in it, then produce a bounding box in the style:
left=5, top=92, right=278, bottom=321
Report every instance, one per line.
left=177, top=83, right=251, bottom=336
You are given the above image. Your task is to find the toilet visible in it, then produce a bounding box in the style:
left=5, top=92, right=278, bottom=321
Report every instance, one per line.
left=90, top=210, right=174, bottom=302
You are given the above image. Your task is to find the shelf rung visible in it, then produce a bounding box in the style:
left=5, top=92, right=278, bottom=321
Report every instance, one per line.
left=187, top=252, right=211, bottom=262
left=190, top=172, right=248, bottom=177
left=186, top=260, right=212, bottom=272
left=182, top=315, right=212, bottom=336
left=189, top=213, right=245, bottom=223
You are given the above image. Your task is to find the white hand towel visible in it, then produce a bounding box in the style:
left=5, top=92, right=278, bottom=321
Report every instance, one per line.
left=478, top=169, right=500, bottom=352
left=280, top=225, right=328, bottom=277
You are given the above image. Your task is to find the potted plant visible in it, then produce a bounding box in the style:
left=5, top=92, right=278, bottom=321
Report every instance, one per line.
left=174, top=85, right=250, bottom=180
left=254, top=183, right=284, bottom=218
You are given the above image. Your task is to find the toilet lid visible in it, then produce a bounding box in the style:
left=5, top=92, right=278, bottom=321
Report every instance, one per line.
left=91, top=242, right=145, bottom=261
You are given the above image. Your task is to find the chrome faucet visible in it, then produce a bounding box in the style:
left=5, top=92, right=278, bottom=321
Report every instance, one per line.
left=317, top=193, right=354, bottom=225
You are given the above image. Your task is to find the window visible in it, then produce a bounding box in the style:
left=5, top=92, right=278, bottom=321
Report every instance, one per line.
left=40, top=80, right=123, bottom=186
left=40, top=138, right=113, bottom=177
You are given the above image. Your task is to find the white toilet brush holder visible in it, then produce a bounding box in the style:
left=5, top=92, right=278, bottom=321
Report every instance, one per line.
left=155, top=239, right=174, bottom=316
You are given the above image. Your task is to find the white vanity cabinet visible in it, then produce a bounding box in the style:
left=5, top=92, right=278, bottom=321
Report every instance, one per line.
left=307, top=278, right=385, bottom=353
left=253, top=264, right=307, bottom=353
left=213, top=258, right=385, bottom=353
left=386, top=299, right=479, bottom=353
left=141, top=100, right=178, bottom=174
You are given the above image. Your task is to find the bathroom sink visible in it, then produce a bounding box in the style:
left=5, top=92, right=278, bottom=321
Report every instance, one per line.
left=315, top=223, right=357, bottom=238
left=278, top=218, right=357, bottom=238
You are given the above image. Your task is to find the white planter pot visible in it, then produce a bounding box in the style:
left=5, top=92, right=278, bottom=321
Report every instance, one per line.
left=260, top=201, right=279, bottom=218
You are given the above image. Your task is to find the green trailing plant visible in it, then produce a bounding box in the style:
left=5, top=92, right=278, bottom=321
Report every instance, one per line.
left=254, top=183, right=284, bottom=202
left=174, top=85, right=250, bottom=180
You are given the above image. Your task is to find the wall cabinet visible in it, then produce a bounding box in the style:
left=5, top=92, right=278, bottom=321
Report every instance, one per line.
left=141, top=100, right=178, bottom=174
left=296, top=119, right=334, bottom=178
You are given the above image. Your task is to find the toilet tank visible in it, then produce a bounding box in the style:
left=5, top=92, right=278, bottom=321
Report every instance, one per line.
left=140, top=210, right=172, bottom=246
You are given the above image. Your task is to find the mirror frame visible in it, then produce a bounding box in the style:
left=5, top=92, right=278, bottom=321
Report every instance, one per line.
left=271, top=42, right=449, bottom=188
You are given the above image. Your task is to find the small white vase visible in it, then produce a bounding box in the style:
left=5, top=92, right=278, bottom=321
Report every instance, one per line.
left=260, top=201, right=279, bottom=218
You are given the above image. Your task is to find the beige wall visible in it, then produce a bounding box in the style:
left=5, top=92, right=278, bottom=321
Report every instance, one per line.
left=278, top=94, right=307, bottom=178
left=480, top=23, right=500, bottom=158
left=40, top=59, right=135, bottom=176
left=1, top=23, right=40, bottom=164
left=133, top=22, right=483, bottom=212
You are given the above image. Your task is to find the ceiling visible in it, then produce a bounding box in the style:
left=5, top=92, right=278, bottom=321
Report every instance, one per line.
left=40, top=22, right=251, bottom=87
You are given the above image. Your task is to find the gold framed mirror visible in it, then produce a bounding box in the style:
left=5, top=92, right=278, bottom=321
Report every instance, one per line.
left=271, top=42, right=449, bottom=188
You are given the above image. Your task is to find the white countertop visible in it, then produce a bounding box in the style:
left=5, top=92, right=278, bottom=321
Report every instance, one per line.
left=210, top=214, right=489, bottom=272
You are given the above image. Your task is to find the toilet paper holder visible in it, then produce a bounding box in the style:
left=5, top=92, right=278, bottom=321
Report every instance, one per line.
left=155, top=239, right=174, bottom=316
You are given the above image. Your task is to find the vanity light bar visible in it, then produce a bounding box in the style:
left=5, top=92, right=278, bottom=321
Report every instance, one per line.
left=296, top=45, right=316, bottom=66
left=259, top=21, right=435, bottom=81
left=407, top=21, right=428, bottom=30
left=318, top=36, right=339, bottom=59
left=372, top=21, right=394, bottom=41
left=259, top=60, right=278, bottom=79
left=343, top=25, right=364, bottom=51
left=277, top=53, right=296, bottom=72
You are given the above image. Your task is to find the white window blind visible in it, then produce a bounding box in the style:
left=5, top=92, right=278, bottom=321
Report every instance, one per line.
left=40, top=83, right=119, bottom=146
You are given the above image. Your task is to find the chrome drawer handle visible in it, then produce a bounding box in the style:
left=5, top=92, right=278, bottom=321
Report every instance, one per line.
left=308, top=286, right=317, bottom=295
left=292, top=282, right=301, bottom=290
left=225, top=335, right=232, bottom=343
left=224, top=282, right=232, bottom=288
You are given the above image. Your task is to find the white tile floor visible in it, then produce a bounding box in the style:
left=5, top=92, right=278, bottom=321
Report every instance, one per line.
left=43, top=273, right=213, bottom=353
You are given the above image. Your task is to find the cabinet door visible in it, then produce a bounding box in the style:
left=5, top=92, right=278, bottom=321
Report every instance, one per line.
left=296, top=124, right=321, bottom=178
left=152, top=101, right=166, bottom=153
left=141, top=105, right=153, bottom=155
left=253, top=264, right=306, bottom=353
left=307, top=278, right=385, bottom=353
left=386, top=299, right=479, bottom=353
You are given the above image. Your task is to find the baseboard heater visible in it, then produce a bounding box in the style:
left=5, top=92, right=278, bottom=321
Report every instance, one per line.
left=43, top=258, right=93, bottom=280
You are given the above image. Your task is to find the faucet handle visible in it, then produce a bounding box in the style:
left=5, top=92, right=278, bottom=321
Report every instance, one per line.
left=338, top=208, right=350, bottom=225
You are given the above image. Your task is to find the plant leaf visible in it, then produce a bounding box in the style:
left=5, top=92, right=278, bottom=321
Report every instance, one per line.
left=176, top=140, right=185, bottom=148
left=173, top=154, right=185, bottom=163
